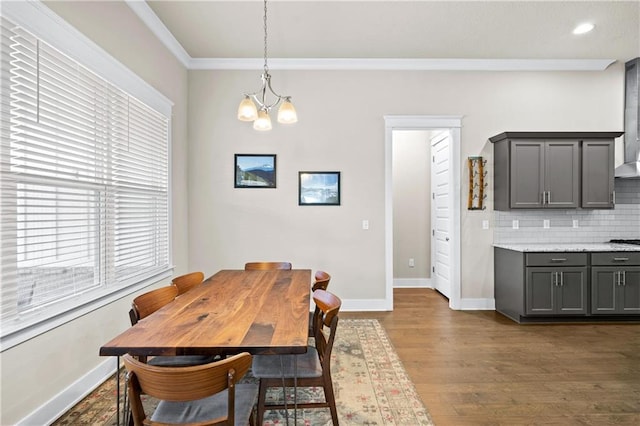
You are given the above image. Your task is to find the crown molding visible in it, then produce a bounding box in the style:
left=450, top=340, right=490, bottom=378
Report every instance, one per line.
left=125, top=0, right=191, bottom=68
left=125, top=1, right=615, bottom=72
left=189, top=57, right=616, bottom=71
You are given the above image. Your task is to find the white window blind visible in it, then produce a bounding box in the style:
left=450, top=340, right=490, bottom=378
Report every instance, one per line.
left=0, top=15, right=170, bottom=340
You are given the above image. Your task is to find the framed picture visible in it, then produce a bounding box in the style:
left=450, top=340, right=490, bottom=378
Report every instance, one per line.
left=235, top=154, right=276, bottom=188
left=298, top=171, right=341, bottom=206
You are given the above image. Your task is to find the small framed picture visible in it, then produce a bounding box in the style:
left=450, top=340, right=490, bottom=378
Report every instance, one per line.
left=235, top=154, right=276, bottom=188
left=298, top=171, right=341, bottom=206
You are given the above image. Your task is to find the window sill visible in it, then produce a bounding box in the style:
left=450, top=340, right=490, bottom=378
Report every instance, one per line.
left=0, top=269, right=172, bottom=352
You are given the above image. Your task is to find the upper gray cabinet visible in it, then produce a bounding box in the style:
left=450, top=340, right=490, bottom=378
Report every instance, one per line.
left=491, top=132, right=623, bottom=210
left=582, top=140, right=615, bottom=208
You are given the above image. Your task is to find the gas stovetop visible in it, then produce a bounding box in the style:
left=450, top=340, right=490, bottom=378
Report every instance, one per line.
left=610, top=239, right=640, bottom=246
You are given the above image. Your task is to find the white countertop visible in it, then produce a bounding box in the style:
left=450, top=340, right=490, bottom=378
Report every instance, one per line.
left=493, top=243, right=640, bottom=252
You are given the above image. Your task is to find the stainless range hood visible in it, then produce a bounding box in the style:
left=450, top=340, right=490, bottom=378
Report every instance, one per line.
left=615, top=58, right=640, bottom=178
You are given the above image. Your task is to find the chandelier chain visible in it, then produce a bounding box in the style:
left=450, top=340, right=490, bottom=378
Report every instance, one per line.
left=263, top=0, right=269, bottom=74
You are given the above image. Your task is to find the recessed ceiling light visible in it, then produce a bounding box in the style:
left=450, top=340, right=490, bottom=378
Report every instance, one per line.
left=573, top=23, right=595, bottom=35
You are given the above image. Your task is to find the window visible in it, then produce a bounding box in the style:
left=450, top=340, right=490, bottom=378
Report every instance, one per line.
left=0, top=10, right=171, bottom=346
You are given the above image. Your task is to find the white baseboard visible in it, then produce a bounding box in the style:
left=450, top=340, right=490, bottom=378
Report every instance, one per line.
left=393, top=278, right=431, bottom=288
left=341, top=296, right=495, bottom=312
left=17, top=357, right=117, bottom=426
left=458, top=298, right=496, bottom=310
left=341, top=298, right=392, bottom=311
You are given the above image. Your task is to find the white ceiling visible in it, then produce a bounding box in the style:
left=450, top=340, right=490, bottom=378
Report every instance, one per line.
left=139, top=0, right=640, bottom=66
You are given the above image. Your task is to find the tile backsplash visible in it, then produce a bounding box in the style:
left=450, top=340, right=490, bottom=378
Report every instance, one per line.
left=494, top=179, right=640, bottom=243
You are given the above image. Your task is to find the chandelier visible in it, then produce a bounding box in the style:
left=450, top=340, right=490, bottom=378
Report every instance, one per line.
left=237, top=0, right=297, bottom=131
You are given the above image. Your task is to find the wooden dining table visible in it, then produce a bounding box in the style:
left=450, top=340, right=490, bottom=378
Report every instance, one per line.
left=101, top=269, right=311, bottom=357
left=100, top=268, right=311, bottom=424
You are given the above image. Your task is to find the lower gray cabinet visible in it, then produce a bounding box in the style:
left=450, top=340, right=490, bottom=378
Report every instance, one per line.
left=591, top=253, right=640, bottom=314
left=494, top=248, right=640, bottom=323
left=526, top=267, right=588, bottom=315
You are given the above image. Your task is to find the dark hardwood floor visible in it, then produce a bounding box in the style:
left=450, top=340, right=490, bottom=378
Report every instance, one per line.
left=342, top=288, right=640, bottom=426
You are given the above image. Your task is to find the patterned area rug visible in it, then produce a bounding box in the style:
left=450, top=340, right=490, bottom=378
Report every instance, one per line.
left=53, top=319, right=433, bottom=425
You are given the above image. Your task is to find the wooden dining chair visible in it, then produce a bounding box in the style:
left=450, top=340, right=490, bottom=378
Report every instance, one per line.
left=244, top=261, right=292, bottom=270
left=171, top=271, right=205, bottom=295
left=129, top=285, right=216, bottom=367
left=252, top=289, right=342, bottom=425
left=309, top=271, right=331, bottom=336
left=123, top=352, right=258, bottom=426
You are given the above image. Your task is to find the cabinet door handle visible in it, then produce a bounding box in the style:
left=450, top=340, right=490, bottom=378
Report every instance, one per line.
left=541, top=191, right=551, bottom=205
left=611, top=191, right=616, bottom=205
left=621, top=270, right=626, bottom=286
left=558, top=271, right=563, bottom=286
left=613, top=257, right=629, bottom=262
left=551, top=258, right=567, bottom=262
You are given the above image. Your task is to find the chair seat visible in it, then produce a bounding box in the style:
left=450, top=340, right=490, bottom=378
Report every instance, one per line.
left=148, top=355, right=218, bottom=367
left=252, top=346, right=322, bottom=379
left=151, top=383, right=258, bottom=425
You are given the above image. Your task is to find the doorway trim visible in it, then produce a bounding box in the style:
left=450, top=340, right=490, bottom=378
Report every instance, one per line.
left=384, top=115, right=463, bottom=310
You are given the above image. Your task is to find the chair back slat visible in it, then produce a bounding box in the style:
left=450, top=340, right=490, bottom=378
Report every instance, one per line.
left=124, top=352, right=251, bottom=401
left=244, top=262, right=292, bottom=270
left=312, top=270, right=331, bottom=291
left=172, top=271, right=205, bottom=295
left=131, top=285, right=178, bottom=324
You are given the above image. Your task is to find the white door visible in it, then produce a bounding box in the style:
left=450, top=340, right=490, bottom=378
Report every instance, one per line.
left=431, top=131, right=452, bottom=298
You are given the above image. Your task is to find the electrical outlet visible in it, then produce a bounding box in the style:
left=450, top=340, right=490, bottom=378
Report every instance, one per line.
left=543, top=219, right=550, bottom=229
left=573, top=220, right=579, bottom=228
left=512, top=220, right=519, bottom=230
left=408, top=258, right=415, bottom=268
left=362, top=220, right=369, bottom=230
left=482, top=220, right=489, bottom=230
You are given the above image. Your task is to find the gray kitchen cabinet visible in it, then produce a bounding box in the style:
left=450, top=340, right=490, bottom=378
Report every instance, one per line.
left=591, top=252, right=640, bottom=314
left=510, top=140, right=579, bottom=209
left=582, top=140, right=615, bottom=208
left=525, top=255, right=587, bottom=315
left=490, top=132, right=623, bottom=211
left=494, top=248, right=589, bottom=321
left=495, top=247, right=640, bottom=323
left=526, top=267, right=588, bottom=315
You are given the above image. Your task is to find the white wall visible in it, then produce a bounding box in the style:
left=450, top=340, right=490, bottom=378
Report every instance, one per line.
left=392, top=130, right=431, bottom=281
left=0, top=2, right=190, bottom=424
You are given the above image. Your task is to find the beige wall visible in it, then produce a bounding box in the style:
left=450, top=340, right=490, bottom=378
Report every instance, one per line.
left=392, top=130, right=431, bottom=280
left=0, top=2, right=189, bottom=424
left=188, top=67, right=623, bottom=302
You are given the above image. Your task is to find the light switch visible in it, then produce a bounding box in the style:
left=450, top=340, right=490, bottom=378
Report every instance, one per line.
left=482, top=220, right=489, bottom=230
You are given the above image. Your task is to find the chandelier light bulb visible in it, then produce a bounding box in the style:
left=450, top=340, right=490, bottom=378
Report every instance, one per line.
left=277, top=98, right=298, bottom=124
left=253, top=109, right=272, bottom=131
left=237, top=96, right=258, bottom=121
left=573, top=22, right=595, bottom=35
